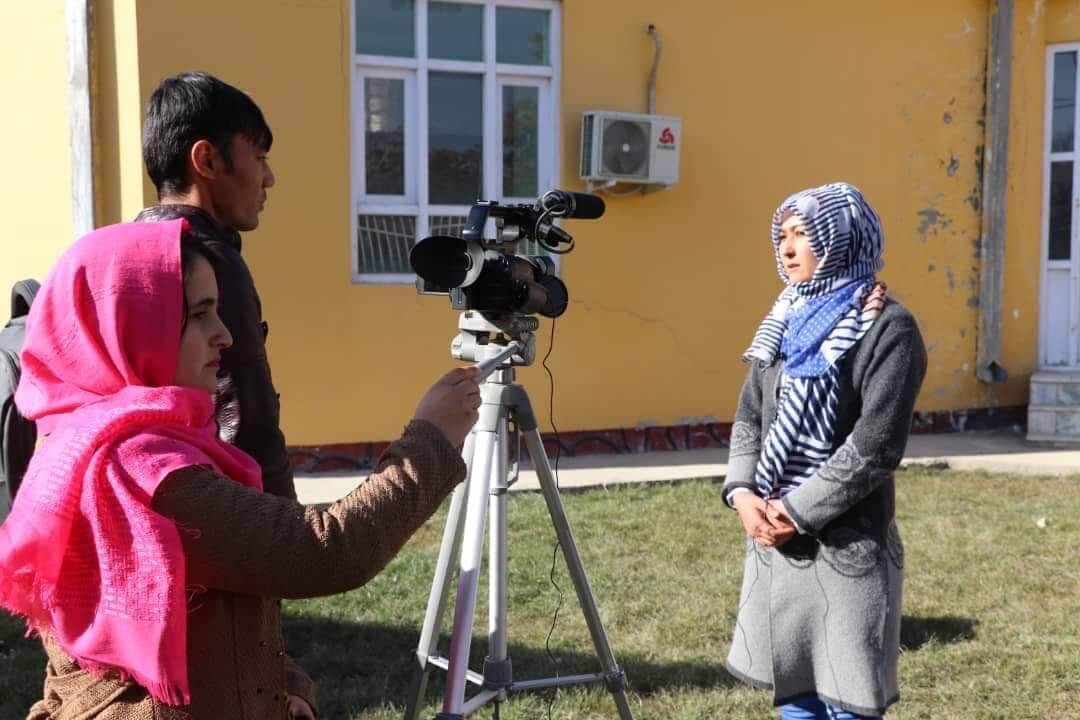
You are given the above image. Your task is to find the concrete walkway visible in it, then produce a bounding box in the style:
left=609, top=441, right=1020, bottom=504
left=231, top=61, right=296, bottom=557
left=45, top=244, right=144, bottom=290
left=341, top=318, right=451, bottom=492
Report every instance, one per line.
left=293, top=429, right=1080, bottom=506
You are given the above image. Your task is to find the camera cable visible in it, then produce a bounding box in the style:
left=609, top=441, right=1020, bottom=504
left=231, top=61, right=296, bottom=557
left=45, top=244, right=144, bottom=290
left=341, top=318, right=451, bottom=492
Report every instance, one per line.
left=541, top=317, right=564, bottom=720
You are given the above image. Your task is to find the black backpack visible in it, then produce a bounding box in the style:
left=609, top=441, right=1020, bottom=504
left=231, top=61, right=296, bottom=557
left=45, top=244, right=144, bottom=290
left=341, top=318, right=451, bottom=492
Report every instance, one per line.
left=0, top=280, right=40, bottom=516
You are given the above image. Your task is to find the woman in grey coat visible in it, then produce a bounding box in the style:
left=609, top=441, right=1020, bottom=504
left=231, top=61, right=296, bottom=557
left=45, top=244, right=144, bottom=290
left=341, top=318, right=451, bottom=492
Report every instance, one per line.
left=723, top=182, right=927, bottom=719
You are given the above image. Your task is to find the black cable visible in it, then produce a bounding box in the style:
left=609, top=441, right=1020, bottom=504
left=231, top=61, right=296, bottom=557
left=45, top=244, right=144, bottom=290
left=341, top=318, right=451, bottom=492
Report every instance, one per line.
left=534, top=198, right=575, bottom=254
left=534, top=207, right=554, bottom=246
left=541, top=235, right=575, bottom=255
left=541, top=318, right=564, bottom=720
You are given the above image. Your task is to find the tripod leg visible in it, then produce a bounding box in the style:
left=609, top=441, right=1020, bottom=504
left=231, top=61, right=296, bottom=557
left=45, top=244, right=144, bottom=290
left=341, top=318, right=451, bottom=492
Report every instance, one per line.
left=523, top=429, right=636, bottom=720
left=439, top=429, right=498, bottom=718
left=484, top=418, right=512, bottom=695
left=403, top=433, right=477, bottom=720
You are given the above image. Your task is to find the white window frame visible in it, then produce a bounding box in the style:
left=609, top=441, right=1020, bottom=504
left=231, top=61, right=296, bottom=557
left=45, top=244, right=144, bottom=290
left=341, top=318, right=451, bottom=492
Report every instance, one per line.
left=1040, top=43, right=1080, bottom=367
left=353, top=69, right=418, bottom=205
left=350, top=0, right=562, bottom=284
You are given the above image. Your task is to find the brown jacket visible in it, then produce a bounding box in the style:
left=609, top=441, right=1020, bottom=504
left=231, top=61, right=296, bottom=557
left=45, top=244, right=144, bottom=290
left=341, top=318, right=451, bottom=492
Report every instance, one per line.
left=26, top=420, right=466, bottom=720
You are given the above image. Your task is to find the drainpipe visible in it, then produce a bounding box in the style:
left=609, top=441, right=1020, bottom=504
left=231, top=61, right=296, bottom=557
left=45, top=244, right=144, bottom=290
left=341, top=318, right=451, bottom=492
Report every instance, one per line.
left=976, top=0, right=1013, bottom=385
left=641, top=24, right=661, bottom=196
left=646, top=24, right=661, bottom=115
left=66, top=0, right=95, bottom=237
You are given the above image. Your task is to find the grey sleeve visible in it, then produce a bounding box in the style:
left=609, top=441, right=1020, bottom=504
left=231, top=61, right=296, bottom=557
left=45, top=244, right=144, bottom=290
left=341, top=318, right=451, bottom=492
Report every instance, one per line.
left=781, top=312, right=928, bottom=535
left=723, top=364, right=765, bottom=505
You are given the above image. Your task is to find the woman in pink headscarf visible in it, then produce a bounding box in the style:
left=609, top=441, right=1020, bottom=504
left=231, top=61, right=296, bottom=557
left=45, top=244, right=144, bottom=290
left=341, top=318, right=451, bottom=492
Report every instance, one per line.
left=0, top=219, right=479, bottom=719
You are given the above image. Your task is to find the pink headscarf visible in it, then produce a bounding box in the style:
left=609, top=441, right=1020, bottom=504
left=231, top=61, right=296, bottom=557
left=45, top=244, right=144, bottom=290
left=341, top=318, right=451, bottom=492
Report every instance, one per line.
left=0, top=220, right=262, bottom=705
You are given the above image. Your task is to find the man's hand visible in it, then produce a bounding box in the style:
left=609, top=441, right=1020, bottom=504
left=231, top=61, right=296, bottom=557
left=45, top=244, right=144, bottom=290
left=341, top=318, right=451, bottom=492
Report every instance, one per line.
left=413, top=367, right=482, bottom=448
left=288, top=694, right=316, bottom=720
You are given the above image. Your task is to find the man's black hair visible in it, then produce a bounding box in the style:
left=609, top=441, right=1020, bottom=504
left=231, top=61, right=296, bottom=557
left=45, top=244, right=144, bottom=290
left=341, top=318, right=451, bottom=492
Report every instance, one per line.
left=143, top=71, right=273, bottom=197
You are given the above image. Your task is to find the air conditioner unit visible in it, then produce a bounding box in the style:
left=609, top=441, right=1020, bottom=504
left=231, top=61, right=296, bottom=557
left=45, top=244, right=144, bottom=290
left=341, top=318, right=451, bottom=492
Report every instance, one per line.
left=580, top=110, right=681, bottom=188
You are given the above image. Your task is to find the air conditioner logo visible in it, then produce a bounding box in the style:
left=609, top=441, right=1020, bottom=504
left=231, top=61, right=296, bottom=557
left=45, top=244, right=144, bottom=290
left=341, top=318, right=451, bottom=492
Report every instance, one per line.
left=657, top=127, right=676, bottom=148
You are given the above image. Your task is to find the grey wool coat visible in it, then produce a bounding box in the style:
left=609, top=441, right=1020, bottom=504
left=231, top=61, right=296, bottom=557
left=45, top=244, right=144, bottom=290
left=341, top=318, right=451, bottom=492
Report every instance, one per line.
left=722, top=300, right=928, bottom=716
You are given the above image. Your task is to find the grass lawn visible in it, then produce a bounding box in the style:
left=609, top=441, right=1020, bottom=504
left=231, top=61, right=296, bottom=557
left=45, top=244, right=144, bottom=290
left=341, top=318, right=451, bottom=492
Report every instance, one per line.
left=3, top=468, right=1079, bottom=719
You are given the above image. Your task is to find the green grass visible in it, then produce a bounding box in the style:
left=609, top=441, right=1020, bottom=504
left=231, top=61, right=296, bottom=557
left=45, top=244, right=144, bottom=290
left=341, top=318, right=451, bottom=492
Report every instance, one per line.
left=4, top=468, right=1080, bottom=719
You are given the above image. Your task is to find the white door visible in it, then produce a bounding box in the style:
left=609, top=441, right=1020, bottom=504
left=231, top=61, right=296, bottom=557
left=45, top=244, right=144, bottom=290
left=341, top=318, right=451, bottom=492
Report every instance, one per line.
left=1042, top=45, right=1080, bottom=368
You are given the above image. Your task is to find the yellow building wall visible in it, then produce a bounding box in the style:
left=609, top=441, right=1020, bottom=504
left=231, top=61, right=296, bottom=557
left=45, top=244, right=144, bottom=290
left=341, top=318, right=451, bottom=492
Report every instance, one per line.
left=557, top=1, right=997, bottom=425
left=1000, top=0, right=1047, bottom=407
left=0, top=2, right=74, bottom=304
left=93, top=0, right=149, bottom=227
left=0, top=0, right=148, bottom=320
left=115, top=0, right=1047, bottom=444
left=1048, top=0, right=1080, bottom=42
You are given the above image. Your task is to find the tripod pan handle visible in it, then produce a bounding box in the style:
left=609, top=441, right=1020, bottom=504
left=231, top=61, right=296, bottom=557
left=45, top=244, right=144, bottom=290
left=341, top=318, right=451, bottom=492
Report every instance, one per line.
left=474, top=342, right=521, bottom=380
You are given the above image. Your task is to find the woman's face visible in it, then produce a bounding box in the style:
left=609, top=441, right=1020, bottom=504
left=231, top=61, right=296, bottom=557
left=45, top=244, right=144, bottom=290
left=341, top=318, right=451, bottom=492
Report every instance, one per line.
left=174, top=254, right=232, bottom=392
left=777, top=214, right=820, bottom=284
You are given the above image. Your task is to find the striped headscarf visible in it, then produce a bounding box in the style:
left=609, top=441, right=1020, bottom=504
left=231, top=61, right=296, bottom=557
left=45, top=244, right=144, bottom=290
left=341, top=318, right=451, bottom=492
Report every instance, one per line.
left=744, top=182, right=887, bottom=498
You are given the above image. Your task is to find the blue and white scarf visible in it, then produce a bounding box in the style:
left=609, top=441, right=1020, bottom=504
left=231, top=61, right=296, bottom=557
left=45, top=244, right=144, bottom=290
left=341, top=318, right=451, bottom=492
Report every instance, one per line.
left=744, top=182, right=887, bottom=499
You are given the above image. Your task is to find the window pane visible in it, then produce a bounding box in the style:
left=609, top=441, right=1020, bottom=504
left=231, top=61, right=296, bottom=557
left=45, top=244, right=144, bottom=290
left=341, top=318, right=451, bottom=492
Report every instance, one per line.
left=356, top=0, right=415, bottom=57
left=1049, top=161, right=1073, bottom=261
left=364, top=78, right=406, bottom=195
left=503, top=86, right=539, bottom=198
left=429, top=2, right=483, bottom=61
left=429, top=214, right=468, bottom=237
left=496, top=7, right=549, bottom=65
left=1053, top=52, right=1077, bottom=153
left=357, top=214, right=416, bottom=273
left=429, top=72, right=483, bottom=205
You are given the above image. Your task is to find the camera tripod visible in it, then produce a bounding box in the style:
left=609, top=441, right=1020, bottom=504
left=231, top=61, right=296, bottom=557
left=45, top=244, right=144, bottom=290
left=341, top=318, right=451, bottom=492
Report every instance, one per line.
left=403, top=311, right=635, bottom=720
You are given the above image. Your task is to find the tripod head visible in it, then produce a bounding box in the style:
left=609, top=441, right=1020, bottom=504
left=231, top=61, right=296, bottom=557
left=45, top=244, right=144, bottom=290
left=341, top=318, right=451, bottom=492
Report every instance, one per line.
left=453, top=310, right=538, bottom=379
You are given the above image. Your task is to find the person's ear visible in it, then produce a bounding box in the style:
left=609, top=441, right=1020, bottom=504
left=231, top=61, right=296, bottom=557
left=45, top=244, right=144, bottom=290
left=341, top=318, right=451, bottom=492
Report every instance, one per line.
left=190, top=139, right=220, bottom=180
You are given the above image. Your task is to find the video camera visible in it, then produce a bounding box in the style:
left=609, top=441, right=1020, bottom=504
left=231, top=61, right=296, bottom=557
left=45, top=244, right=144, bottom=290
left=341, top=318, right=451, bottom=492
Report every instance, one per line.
left=410, top=190, right=604, bottom=318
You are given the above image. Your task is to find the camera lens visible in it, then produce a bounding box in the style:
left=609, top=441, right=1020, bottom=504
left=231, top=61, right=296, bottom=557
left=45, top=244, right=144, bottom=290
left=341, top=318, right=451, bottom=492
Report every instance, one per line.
left=537, top=275, right=568, bottom=318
